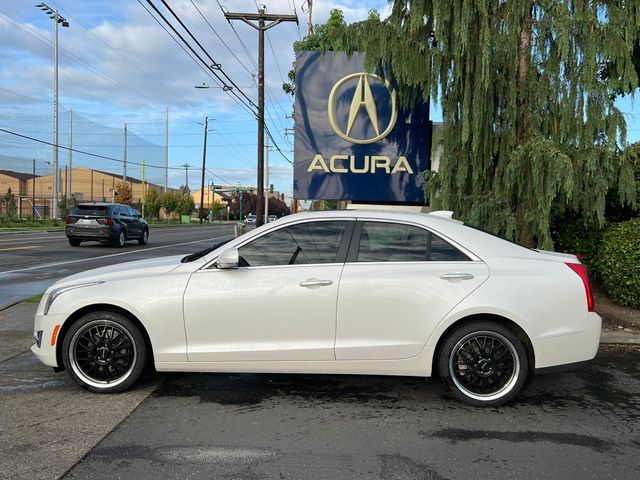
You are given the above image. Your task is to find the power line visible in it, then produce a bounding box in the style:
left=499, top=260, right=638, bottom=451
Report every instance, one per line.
left=189, top=0, right=255, bottom=81
left=0, top=127, right=183, bottom=171
left=151, top=0, right=258, bottom=113
left=0, top=8, right=163, bottom=109
left=47, top=0, right=184, bottom=101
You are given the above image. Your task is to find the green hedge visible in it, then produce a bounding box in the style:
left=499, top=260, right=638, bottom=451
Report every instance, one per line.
left=553, top=218, right=603, bottom=277
left=597, top=218, right=640, bottom=309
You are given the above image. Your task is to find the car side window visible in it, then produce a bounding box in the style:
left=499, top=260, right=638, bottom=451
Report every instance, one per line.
left=356, top=222, right=470, bottom=262
left=238, top=221, right=349, bottom=267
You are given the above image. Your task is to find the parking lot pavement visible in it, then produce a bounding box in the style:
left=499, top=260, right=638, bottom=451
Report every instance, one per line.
left=0, top=302, right=159, bottom=480
left=2, top=300, right=639, bottom=480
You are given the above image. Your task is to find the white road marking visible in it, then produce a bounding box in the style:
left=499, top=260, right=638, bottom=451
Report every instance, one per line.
left=0, top=238, right=215, bottom=275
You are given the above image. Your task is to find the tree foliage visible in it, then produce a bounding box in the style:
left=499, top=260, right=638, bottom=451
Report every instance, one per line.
left=298, top=2, right=640, bottom=248
left=114, top=181, right=132, bottom=205
left=144, top=188, right=161, bottom=219
left=2, top=187, right=16, bottom=219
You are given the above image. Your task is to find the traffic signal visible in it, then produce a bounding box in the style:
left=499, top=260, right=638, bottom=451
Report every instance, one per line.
left=269, top=184, right=274, bottom=194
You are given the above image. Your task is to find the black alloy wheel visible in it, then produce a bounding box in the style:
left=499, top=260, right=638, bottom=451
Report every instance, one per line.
left=62, top=311, right=146, bottom=393
left=438, top=321, right=528, bottom=406
left=68, top=238, right=81, bottom=247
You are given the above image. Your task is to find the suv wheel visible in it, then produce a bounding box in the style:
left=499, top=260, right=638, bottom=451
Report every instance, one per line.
left=68, top=238, right=81, bottom=247
left=438, top=321, right=528, bottom=407
left=114, top=230, right=126, bottom=248
left=138, top=228, right=149, bottom=245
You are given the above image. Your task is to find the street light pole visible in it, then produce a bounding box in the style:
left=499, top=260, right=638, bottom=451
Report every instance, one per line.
left=35, top=3, right=69, bottom=219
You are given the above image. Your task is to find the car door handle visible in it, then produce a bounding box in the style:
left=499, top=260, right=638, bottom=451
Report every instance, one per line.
left=440, top=272, right=475, bottom=280
left=299, top=278, right=333, bottom=287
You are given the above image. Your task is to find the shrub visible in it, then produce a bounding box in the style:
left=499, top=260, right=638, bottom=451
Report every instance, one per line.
left=552, top=217, right=604, bottom=277
left=597, top=218, right=640, bottom=309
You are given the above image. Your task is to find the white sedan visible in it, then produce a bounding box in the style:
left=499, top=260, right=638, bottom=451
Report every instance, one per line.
left=32, top=210, right=601, bottom=406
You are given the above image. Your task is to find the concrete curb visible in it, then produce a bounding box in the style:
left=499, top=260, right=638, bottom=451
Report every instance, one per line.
left=600, top=329, right=640, bottom=344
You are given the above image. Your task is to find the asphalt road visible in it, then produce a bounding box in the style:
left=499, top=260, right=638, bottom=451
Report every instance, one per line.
left=0, top=224, right=235, bottom=307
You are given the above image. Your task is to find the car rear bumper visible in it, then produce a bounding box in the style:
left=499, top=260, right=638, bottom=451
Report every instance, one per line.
left=66, top=225, right=119, bottom=241
left=533, top=311, right=602, bottom=371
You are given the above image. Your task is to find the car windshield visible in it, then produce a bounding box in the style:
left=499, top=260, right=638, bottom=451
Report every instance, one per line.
left=70, top=205, right=109, bottom=216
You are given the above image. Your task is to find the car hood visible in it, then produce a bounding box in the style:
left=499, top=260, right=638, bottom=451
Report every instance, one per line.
left=48, top=254, right=187, bottom=290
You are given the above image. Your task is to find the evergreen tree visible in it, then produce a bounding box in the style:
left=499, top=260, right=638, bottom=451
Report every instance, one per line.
left=299, top=2, right=639, bottom=248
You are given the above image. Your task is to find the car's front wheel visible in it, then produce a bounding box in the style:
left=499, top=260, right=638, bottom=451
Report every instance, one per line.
left=68, top=238, right=81, bottom=247
left=438, top=321, right=528, bottom=407
left=62, top=311, right=146, bottom=393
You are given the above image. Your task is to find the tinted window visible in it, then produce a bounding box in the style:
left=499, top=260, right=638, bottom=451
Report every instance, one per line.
left=356, top=222, right=470, bottom=262
left=239, top=221, right=348, bottom=267
left=70, top=205, right=108, bottom=216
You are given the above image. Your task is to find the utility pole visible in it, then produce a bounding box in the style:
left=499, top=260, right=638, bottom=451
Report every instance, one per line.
left=35, top=3, right=69, bottom=219
left=180, top=164, right=191, bottom=189
left=199, top=116, right=208, bottom=224
left=32, top=159, right=36, bottom=218
left=265, top=133, right=269, bottom=223
left=164, top=107, right=169, bottom=192
left=224, top=6, right=297, bottom=227
left=142, top=160, right=145, bottom=217
left=68, top=108, right=72, bottom=200
left=123, top=123, right=127, bottom=183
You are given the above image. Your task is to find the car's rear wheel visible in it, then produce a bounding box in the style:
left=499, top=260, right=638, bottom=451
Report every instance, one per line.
left=68, top=238, right=81, bottom=247
left=62, top=311, right=146, bottom=393
left=114, top=230, right=126, bottom=248
left=138, top=228, right=149, bottom=245
left=438, top=321, right=528, bottom=407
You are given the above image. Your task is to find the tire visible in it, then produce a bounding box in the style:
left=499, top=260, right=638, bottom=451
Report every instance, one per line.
left=114, top=230, right=126, bottom=248
left=68, top=238, right=81, bottom=247
left=438, top=321, right=528, bottom=407
left=61, top=311, right=147, bottom=393
left=138, top=228, right=149, bottom=245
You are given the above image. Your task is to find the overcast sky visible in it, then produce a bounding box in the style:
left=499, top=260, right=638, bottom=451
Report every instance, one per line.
left=0, top=0, right=637, bottom=197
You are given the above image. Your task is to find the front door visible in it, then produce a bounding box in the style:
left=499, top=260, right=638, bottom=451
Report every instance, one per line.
left=183, top=219, right=354, bottom=362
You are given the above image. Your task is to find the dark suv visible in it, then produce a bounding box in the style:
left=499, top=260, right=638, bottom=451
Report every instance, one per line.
left=65, top=203, right=149, bottom=248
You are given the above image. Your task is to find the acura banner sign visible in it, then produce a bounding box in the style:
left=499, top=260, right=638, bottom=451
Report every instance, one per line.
left=293, top=51, right=431, bottom=203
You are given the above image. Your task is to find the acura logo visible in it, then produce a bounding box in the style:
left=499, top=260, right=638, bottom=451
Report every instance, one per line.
left=327, top=72, right=398, bottom=144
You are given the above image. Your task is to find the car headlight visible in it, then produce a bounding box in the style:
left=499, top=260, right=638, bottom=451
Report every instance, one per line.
left=44, top=281, right=105, bottom=315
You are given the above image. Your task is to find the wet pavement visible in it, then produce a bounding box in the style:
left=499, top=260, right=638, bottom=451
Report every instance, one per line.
left=64, top=346, right=640, bottom=480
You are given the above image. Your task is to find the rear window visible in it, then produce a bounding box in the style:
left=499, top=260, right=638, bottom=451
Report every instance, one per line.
left=70, top=205, right=109, bottom=216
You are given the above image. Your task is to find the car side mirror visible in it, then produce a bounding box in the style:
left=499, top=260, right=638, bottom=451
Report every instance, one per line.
left=214, top=248, right=239, bottom=269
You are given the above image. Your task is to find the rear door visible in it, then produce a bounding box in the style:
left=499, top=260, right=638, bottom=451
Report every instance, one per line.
left=335, top=220, right=489, bottom=360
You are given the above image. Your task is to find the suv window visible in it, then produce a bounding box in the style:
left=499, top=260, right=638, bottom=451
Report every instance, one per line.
left=356, top=222, right=470, bottom=262
left=70, top=205, right=109, bottom=216
left=238, top=221, right=349, bottom=267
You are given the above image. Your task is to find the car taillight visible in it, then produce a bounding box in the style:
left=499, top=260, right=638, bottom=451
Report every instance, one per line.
left=65, top=216, right=71, bottom=224
left=104, top=218, right=113, bottom=226
left=565, top=262, right=594, bottom=312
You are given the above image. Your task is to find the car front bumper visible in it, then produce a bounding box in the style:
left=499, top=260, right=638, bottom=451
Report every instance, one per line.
left=31, top=309, right=68, bottom=368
